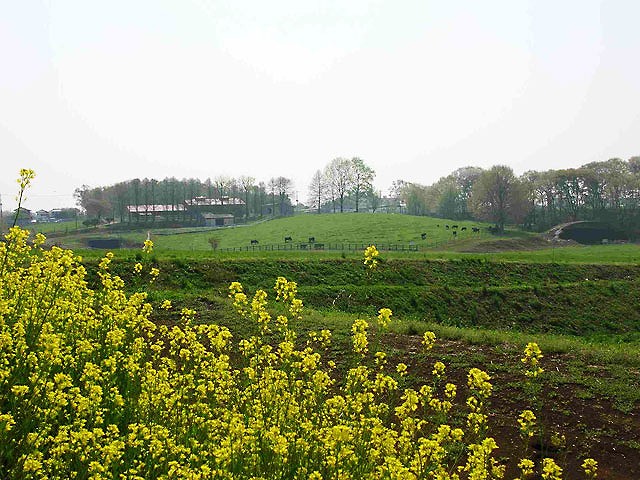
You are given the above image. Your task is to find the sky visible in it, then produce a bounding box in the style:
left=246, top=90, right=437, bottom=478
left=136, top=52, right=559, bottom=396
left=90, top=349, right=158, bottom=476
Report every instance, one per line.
left=1, top=0, right=639, bottom=212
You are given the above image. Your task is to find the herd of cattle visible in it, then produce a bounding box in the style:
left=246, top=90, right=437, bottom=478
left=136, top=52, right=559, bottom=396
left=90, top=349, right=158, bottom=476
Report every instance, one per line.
left=248, top=225, right=485, bottom=245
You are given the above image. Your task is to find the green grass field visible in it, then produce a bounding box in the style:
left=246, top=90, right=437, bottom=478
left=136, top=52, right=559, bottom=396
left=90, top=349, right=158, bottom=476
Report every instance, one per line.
left=44, top=213, right=640, bottom=264
left=31, top=219, right=82, bottom=234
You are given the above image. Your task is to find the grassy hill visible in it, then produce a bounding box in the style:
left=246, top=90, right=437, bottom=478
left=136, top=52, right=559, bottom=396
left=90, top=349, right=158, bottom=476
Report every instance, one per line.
left=42, top=212, right=640, bottom=263
left=53, top=213, right=502, bottom=250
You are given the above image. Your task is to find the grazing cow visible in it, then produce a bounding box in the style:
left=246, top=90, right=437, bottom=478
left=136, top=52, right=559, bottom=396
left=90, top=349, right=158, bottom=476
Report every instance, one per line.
left=452, top=230, right=457, bottom=237
left=445, top=225, right=450, bottom=230
left=421, top=233, right=427, bottom=240
left=284, top=236, right=292, bottom=243
left=452, top=225, right=458, bottom=229
left=309, top=236, right=315, bottom=243
left=436, top=224, right=440, bottom=228
left=472, top=227, right=480, bottom=233
left=461, top=227, right=467, bottom=231
left=250, top=239, right=259, bottom=245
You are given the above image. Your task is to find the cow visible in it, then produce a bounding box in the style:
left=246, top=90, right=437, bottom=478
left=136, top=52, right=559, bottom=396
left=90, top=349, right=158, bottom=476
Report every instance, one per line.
left=452, top=230, right=457, bottom=237
left=308, top=236, right=315, bottom=243
left=284, top=236, right=292, bottom=243
left=421, top=233, right=427, bottom=240
left=250, top=239, right=259, bottom=245
left=472, top=227, right=480, bottom=233
left=445, top=225, right=450, bottom=230
left=461, top=227, right=467, bottom=231
left=452, top=225, right=458, bottom=229
left=436, top=224, right=440, bottom=228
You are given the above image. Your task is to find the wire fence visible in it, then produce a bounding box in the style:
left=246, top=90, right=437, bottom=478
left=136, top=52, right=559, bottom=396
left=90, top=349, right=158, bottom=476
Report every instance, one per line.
left=217, top=242, right=432, bottom=253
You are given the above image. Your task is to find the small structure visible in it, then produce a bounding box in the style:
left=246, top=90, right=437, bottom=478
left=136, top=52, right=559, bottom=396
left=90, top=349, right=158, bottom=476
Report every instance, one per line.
left=35, top=210, right=50, bottom=222
left=202, top=213, right=234, bottom=227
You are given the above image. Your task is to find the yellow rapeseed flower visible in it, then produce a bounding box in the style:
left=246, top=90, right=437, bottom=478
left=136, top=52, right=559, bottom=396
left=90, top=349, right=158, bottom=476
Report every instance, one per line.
left=142, top=239, right=154, bottom=254
left=582, top=458, right=598, bottom=478
left=363, top=245, right=379, bottom=269
left=542, top=458, right=563, bottom=479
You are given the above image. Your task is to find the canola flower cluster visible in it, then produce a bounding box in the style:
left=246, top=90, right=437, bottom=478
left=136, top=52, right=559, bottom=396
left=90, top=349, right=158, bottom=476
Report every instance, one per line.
left=0, top=170, right=599, bottom=480
left=363, top=245, right=380, bottom=269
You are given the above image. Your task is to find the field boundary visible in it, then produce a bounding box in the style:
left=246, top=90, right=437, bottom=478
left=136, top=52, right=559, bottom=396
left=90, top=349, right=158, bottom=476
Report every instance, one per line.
left=216, top=242, right=426, bottom=252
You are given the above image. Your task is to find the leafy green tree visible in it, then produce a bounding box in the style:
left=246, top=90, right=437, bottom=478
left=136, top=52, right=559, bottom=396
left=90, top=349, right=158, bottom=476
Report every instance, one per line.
left=471, top=165, right=527, bottom=232
left=350, top=157, right=375, bottom=212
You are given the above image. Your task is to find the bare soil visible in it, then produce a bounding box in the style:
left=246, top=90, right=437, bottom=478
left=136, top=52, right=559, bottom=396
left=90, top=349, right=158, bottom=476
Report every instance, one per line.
left=382, top=334, right=640, bottom=479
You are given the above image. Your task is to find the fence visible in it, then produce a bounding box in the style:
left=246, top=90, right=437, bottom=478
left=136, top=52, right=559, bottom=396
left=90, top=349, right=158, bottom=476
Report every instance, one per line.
left=217, top=242, right=424, bottom=253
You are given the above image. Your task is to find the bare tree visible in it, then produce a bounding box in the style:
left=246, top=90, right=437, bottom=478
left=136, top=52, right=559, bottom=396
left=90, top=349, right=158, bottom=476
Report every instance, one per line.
left=214, top=176, right=233, bottom=203
left=326, top=157, right=353, bottom=213
left=307, top=170, right=325, bottom=213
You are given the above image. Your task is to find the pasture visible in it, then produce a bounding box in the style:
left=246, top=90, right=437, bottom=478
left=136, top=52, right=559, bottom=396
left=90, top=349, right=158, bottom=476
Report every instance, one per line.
left=45, top=213, right=640, bottom=264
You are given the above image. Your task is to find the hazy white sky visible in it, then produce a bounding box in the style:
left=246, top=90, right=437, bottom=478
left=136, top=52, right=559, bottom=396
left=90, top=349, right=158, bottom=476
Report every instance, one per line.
left=1, top=0, right=639, bottom=211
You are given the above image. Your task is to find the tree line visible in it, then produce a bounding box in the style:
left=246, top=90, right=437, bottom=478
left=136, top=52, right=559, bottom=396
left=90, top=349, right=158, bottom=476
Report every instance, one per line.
left=395, top=156, right=640, bottom=233
left=74, top=175, right=294, bottom=223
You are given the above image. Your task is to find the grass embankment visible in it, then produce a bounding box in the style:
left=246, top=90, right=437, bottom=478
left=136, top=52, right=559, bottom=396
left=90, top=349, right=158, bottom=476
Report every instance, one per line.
left=94, top=257, right=640, bottom=340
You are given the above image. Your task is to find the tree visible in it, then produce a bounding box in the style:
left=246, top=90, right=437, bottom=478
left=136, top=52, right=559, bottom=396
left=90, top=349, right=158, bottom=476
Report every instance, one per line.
left=307, top=170, right=325, bottom=214
left=399, top=182, right=429, bottom=216
left=368, top=188, right=381, bottom=213
left=326, top=157, right=353, bottom=213
left=239, top=176, right=255, bottom=219
left=214, top=176, right=233, bottom=203
left=350, top=158, right=375, bottom=212
left=273, top=176, right=293, bottom=216
left=471, top=165, right=527, bottom=233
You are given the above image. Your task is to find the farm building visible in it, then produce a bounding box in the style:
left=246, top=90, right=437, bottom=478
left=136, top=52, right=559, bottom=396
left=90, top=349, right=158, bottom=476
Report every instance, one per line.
left=202, top=213, right=235, bottom=227
left=126, top=204, right=186, bottom=222
left=126, top=197, right=244, bottom=226
left=186, top=196, right=245, bottom=218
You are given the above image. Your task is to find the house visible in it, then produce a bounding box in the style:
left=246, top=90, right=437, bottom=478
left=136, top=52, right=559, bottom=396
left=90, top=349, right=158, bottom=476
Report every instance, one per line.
left=35, top=210, right=50, bottom=222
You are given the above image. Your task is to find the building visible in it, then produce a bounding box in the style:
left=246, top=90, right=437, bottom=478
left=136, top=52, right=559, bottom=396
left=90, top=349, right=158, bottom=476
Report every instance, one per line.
left=202, top=213, right=235, bottom=227
left=126, top=204, right=186, bottom=220
left=126, top=197, right=245, bottom=226
left=35, top=210, right=50, bottom=222
left=186, top=196, right=245, bottom=218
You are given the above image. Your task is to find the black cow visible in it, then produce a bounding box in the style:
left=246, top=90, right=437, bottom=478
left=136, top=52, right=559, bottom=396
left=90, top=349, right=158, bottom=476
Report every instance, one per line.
left=250, top=239, right=259, bottom=245
left=452, top=230, right=457, bottom=237
left=445, top=225, right=450, bottom=230
left=452, top=225, right=458, bottom=229
left=284, top=236, right=292, bottom=243
left=461, top=227, right=467, bottom=231
left=421, top=233, right=427, bottom=240
left=472, top=227, right=480, bottom=233
left=436, top=224, right=440, bottom=228
left=309, top=236, right=315, bottom=243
